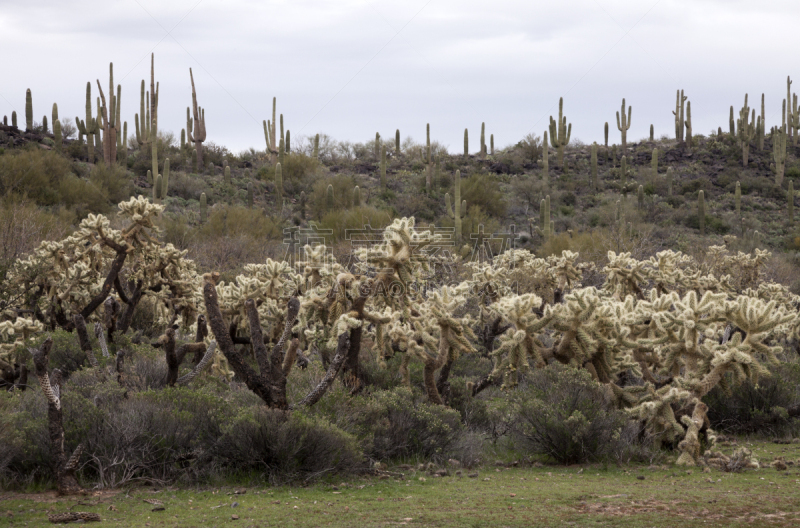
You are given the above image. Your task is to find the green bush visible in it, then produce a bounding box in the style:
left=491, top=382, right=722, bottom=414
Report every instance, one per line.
left=705, top=362, right=800, bottom=437
left=501, top=364, right=631, bottom=464
left=461, top=173, right=507, bottom=217
left=318, top=205, right=392, bottom=241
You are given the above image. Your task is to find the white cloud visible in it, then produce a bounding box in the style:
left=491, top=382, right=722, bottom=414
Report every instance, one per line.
left=1, top=0, right=799, bottom=153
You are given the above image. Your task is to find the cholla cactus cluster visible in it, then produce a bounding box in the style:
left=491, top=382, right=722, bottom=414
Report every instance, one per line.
left=5, top=199, right=800, bottom=468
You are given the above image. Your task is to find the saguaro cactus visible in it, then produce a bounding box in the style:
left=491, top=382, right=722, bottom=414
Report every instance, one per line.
left=285, top=130, right=291, bottom=153
left=650, top=124, right=654, bottom=141
left=549, top=97, right=571, bottom=169
left=685, top=101, right=693, bottom=146
left=191, top=149, right=198, bottom=173
left=604, top=122, right=609, bottom=147
left=542, top=130, right=550, bottom=179
left=278, top=137, right=285, bottom=166
left=616, top=98, right=632, bottom=149
left=446, top=170, right=466, bottom=243
left=313, top=133, right=320, bottom=159
left=590, top=142, right=598, bottom=191
left=773, top=125, right=787, bottom=186
left=737, top=94, right=757, bottom=166
left=161, top=158, right=170, bottom=199
left=42, top=116, right=48, bottom=134
left=326, top=184, right=334, bottom=211
left=651, top=148, right=659, bottom=173
left=788, top=76, right=794, bottom=142
left=735, top=181, right=741, bottom=220
left=75, top=82, right=99, bottom=162
left=96, top=62, right=122, bottom=165
left=25, top=89, right=33, bottom=132
left=480, top=122, right=486, bottom=158
left=490, top=134, right=494, bottom=156
left=395, top=129, right=400, bottom=153
left=380, top=144, right=387, bottom=188
left=698, top=190, right=706, bottom=236
left=673, top=90, right=687, bottom=141
left=200, top=192, right=207, bottom=222
left=11, top=111, right=16, bottom=128
left=729, top=106, right=735, bottom=136
left=759, top=93, right=766, bottom=150
left=188, top=68, right=207, bottom=168
left=224, top=165, right=231, bottom=185
left=53, top=119, right=62, bottom=152
left=789, top=180, right=794, bottom=225
left=353, top=186, right=361, bottom=207
left=154, top=174, right=162, bottom=204
left=620, top=155, right=628, bottom=185
left=666, top=167, right=674, bottom=196
left=263, top=97, right=278, bottom=163
left=426, top=123, right=433, bottom=190
left=638, top=185, right=644, bottom=209
left=538, top=195, right=551, bottom=239
left=51, top=103, right=58, bottom=129
left=463, top=128, right=469, bottom=156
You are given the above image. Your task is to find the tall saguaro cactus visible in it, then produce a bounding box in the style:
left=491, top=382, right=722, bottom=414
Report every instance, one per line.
left=96, top=62, right=122, bottom=165
left=313, top=133, right=320, bottom=159
left=542, top=130, right=549, bottom=186
left=263, top=97, right=278, bottom=163
left=480, top=122, right=486, bottom=158
left=788, top=180, right=794, bottom=225
left=685, top=101, right=693, bottom=146
left=737, top=94, right=757, bottom=167
left=446, top=170, right=466, bottom=244
left=590, top=142, right=598, bottom=191
left=380, top=144, right=387, bottom=188
left=188, top=68, right=207, bottom=168
left=275, top=162, right=283, bottom=199
left=395, top=129, right=400, bottom=153
left=548, top=97, right=571, bottom=169
left=75, top=82, right=99, bottom=162
left=759, top=93, right=766, bottom=150
left=773, top=125, right=787, bottom=186
left=538, top=195, right=551, bottom=239
left=135, top=54, right=159, bottom=178
left=604, top=122, right=609, bottom=147
left=788, top=76, right=794, bottom=142
left=616, top=98, right=632, bottom=149
left=25, top=89, right=33, bottom=132
left=673, top=90, right=687, bottom=141
left=463, top=128, right=469, bottom=156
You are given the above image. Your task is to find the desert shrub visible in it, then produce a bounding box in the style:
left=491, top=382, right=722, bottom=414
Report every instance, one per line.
left=680, top=178, right=710, bottom=195
left=704, top=362, right=800, bottom=437
left=461, top=173, right=507, bottom=217
left=168, top=170, right=206, bottom=201
left=197, top=204, right=282, bottom=241
left=214, top=407, right=362, bottom=484
left=318, top=205, right=392, bottom=241
left=309, top=174, right=356, bottom=218
left=501, top=364, right=631, bottom=464
left=685, top=213, right=730, bottom=234
left=516, top=133, right=542, bottom=162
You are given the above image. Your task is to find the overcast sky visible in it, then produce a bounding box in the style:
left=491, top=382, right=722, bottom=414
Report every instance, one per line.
left=2, top=1, right=799, bottom=154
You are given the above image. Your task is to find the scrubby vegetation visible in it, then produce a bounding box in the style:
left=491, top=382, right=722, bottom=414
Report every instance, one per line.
left=2, top=58, right=800, bottom=508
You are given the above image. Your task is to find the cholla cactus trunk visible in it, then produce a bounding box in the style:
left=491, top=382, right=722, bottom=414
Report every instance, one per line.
left=548, top=97, right=571, bottom=169
left=698, top=190, right=705, bottom=236
left=54, top=120, right=62, bottom=152
left=25, top=88, right=33, bottom=132
left=650, top=124, right=654, bottom=141
left=200, top=192, right=207, bottom=222
left=275, top=163, right=283, bottom=199
left=616, top=98, right=631, bottom=149
left=313, top=133, right=320, bottom=159
left=463, top=128, right=468, bottom=156
left=590, top=142, right=598, bottom=191
left=380, top=144, right=387, bottom=188
left=651, top=148, right=659, bottom=173
left=445, top=170, right=466, bottom=243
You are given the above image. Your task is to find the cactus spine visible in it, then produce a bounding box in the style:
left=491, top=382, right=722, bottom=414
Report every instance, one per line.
left=616, top=98, right=632, bottom=149
left=773, top=124, right=787, bottom=186
left=590, top=142, right=598, bottom=191
left=275, top=162, right=283, bottom=199
left=25, top=89, right=33, bottom=132
left=673, top=90, right=687, bottom=141
left=651, top=148, right=659, bottom=173
left=463, top=128, right=469, bottom=156
left=75, top=82, right=99, bottom=162
left=446, top=170, right=466, bottom=243
left=353, top=186, right=361, bottom=207
left=313, top=133, right=320, bottom=159
left=698, top=190, right=705, bottom=236
left=380, top=144, right=387, bottom=188
left=548, top=97, right=571, bottom=169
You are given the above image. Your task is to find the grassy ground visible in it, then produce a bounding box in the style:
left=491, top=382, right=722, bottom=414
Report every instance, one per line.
left=3, top=439, right=800, bottom=527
